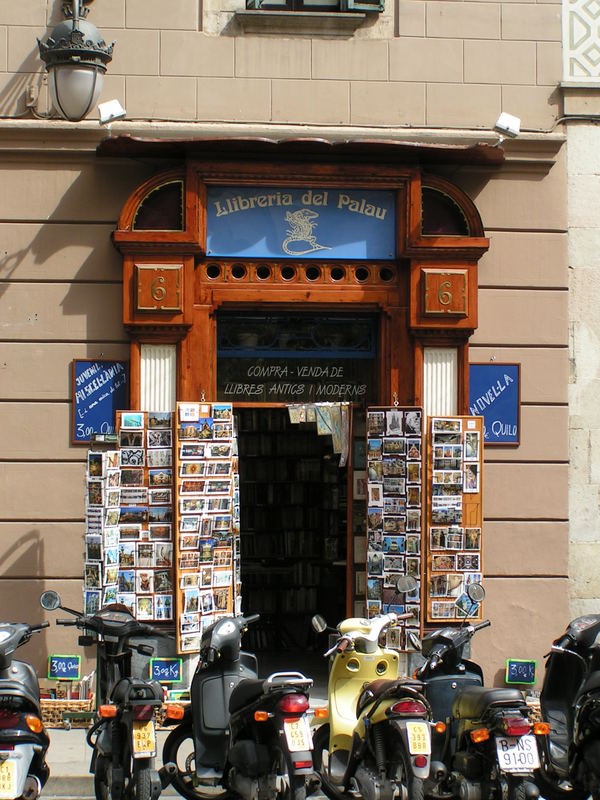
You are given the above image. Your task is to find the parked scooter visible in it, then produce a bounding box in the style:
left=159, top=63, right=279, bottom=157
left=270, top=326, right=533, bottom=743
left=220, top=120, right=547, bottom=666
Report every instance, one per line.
left=534, top=613, right=600, bottom=800
left=310, top=596, right=434, bottom=800
left=407, top=585, right=542, bottom=800
left=0, top=619, right=50, bottom=800
left=39, top=591, right=177, bottom=800
left=162, top=612, right=314, bottom=800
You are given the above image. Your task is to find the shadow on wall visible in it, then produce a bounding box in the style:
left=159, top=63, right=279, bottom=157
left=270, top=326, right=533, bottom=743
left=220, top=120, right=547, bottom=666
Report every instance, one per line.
left=0, top=529, right=51, bottom=667
left=0, top=0, right=67, bottom=117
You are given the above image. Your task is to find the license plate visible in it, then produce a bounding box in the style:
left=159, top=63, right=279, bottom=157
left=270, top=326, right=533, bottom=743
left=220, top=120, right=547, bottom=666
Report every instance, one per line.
left=132, top=720, right=156, bottom=759
left=0, top=759, right=17, bottom=799
left=284, top=717, right=313, bottom=753
left=495, top=735, right=540, bottom=773
left=406, top=722, right=431, bottom=755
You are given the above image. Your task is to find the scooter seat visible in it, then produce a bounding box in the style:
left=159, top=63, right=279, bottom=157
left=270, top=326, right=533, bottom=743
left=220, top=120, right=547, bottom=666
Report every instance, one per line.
left=229, top=679, right=265, bottom=713
left=356, top=678, right=425, bottom=717
left=453, top=686, right=525, bottom=720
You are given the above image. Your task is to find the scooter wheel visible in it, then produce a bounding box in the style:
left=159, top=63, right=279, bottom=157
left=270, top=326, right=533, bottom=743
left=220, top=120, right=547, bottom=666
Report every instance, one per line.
left=311, top=725, right=345, bottom=800
left=163, top=723, right=232, bottom=800
left=93, top=756, right=111, bottom=800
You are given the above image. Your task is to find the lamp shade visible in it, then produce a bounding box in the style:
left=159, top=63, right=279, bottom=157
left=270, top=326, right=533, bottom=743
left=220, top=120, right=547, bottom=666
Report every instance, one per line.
left=47, top=62, right=104, bottom=122
left=38, top=9, right=114, bottom=122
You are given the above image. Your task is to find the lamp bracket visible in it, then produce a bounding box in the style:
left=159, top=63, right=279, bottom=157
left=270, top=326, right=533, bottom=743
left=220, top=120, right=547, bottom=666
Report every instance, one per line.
left=62, top=0, right=94, bottom=18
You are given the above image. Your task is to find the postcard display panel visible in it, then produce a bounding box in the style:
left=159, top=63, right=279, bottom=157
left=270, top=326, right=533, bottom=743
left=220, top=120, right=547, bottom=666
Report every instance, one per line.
left=175, top=401, right=240, bottom=654
left=365, top=407, right=424, bottom=650
left=84, top=411, right=176, bottom=621
left=427, top=416, right=484, bottom=622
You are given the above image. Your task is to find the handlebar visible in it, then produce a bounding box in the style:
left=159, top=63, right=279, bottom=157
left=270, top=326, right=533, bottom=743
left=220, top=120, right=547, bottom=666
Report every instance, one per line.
left=31, top=622, right=50, bottom=632
left=472, top=620, right=491, bottom=632
left=244, top=614, right=260, bottom=626
left=57, top=619, right=79, bottom=627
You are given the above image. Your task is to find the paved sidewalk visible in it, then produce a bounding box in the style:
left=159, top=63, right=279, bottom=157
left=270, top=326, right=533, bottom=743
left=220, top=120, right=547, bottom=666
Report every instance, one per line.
left=44, top=728, right=175, bottom=798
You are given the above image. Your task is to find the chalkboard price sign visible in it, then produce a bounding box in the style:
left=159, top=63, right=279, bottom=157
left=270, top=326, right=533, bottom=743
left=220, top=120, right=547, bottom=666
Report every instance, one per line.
left=469, top=363, right=520, bottom=445
left=72, top=359, right=128, bottom=444
left=150, top=658, right=183, bottom=684
left=48, top=654, right=81, bottom=681
left=505, top=658, right=536, bottom=685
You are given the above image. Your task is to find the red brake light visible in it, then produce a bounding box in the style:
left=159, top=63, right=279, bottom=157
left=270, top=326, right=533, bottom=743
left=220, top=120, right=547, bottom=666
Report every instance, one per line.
left=0, top=711, right=19, bottom=729
left=0, top=745, right=14, bottom=751
left=414, top=755, right=428, bottom=768
left=390, top=700, right=427, bottom=715
left=294, top=760, right=312, bottom=769
left=132, top=705, right=154, bottom=721
left=503, top=717, right=531, bottom=737
left=279, top=694, right=309, bottom=715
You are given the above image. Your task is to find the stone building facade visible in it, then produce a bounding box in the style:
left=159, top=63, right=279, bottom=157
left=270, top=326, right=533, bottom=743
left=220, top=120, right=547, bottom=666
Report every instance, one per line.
left=0, top=0, right=571, bottom=685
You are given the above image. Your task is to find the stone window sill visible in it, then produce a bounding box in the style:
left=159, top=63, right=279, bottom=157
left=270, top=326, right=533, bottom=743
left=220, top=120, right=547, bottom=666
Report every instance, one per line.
left=234, top=9, right=367, bottom=34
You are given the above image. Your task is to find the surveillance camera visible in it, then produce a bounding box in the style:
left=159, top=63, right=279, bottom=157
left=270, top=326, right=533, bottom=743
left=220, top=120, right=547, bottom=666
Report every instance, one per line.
left=98, top=99, right=126, bottom=125
left=494, top=112, right=520, bottom=139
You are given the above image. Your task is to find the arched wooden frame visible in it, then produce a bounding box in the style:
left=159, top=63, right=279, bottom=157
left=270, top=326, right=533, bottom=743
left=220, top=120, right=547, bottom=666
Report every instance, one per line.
left=113, top=160, right=489, bottom=409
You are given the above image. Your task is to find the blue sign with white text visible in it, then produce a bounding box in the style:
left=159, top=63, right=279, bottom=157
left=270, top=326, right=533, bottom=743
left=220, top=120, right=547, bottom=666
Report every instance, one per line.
left=469, top=363, right=520, bottom=445
left=206, top=187, right=396, bottom=260
left=48, top=654, right=81, bottom=681
left=72, top=359, right=128, bottom=444
left=506, top=659, right=536, bottom=685
left=150, top=658, right=183, bottom=684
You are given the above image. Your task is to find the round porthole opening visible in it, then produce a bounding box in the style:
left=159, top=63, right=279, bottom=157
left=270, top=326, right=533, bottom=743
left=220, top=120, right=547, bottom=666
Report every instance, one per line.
left=256, top=265, right=271, bottom=280
left=206, top=263, right=221, bottom=279
left=379, top=267, right=395, bottom=282
left=331, top=267, right=346, bottom=282
left=281, top=266, right=296, bottom=281
left=306, top=266, right=321, bottom=281
left=355, top=267, right=370, bottom=283
left=231, top=264, right=247, bottom=280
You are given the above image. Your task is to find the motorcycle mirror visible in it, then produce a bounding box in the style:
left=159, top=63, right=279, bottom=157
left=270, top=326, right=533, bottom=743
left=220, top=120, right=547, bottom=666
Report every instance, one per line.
left=40, top=590, right=61, bottom=611
left=395, top=576, right=417, bottom=595
left=467, top=583, right=485, bottom=603
left=407, top=631, right=422, bottom=651
left=312, top=614, right=327, bottom=634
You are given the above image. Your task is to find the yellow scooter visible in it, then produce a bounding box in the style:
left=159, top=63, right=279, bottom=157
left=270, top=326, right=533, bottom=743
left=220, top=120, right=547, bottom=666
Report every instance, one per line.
left=311, top=596, right=434, bottom=800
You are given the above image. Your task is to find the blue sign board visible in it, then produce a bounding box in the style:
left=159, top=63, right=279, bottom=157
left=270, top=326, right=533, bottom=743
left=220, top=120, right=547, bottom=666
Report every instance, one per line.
left=206, top=187, right=396, bottom=260
left=72, top=359, right=128, bottom=444
left=505, top=658, right=536, bottom=685
left=469, top=363, right=520, bottom=445
left=48, top=654, right=81, bottom=681
left=150, top=658, right=183, bottom=684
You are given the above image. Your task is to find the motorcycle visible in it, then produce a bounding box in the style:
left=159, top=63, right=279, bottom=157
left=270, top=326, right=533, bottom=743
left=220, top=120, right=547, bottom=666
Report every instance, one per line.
left=162, top=612, right=314, bottom=800
left=534, top=612, right=600, bottom=800
left=39, top=590, right=177, bottom=800
left=0, top=618, right=50, bottom=800
left=407, top=584, right=542, bottom=800
left=310, top=598, right=434, bottom=800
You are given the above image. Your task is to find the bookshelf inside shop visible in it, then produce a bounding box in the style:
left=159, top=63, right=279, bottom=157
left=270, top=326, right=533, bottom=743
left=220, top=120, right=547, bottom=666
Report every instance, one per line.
left=235, top=408, right=347, bottom=651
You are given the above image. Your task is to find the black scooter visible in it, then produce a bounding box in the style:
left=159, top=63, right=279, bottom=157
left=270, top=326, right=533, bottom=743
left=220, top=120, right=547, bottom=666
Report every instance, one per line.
left=408, top=586, right=542, bottom=800
left=40, top=590, right=176, bottom=800
left=163, top=613, right=314, bottom=800
left=0, top=619, right=50, bottom=800
left=534, top=613, right=600, bottom=800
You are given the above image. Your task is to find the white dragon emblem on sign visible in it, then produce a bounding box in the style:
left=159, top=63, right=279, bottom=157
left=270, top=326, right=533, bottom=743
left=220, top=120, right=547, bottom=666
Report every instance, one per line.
left=282, top=209, right=331, bottom=256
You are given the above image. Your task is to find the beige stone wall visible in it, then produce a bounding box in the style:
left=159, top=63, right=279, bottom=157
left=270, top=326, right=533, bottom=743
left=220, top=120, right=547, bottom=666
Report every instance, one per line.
left=0, top=0, right=569, bottom=684
left=0, top=0, right=561, bottom=131
left=568, top=124, right=600, bottom=620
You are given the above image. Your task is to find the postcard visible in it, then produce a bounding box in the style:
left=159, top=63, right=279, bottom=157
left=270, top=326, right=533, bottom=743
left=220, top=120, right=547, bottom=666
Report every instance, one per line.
left=155, top=594, right=173, bottom=620
left=148, top=411, right=172, bottom=429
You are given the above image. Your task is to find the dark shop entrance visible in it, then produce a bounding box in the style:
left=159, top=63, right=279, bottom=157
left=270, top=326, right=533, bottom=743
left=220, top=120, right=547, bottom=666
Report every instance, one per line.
left=235, top=407, right=348, bottom=680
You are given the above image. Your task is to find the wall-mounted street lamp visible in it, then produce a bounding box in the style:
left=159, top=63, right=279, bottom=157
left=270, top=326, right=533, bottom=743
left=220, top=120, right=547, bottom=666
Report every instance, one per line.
left=38, top=0, right=114, bottom=122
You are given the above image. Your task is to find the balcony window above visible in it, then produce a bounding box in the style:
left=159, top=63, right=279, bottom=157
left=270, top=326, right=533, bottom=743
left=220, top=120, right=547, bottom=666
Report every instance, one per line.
left=245, top=0, right=383, bottom=12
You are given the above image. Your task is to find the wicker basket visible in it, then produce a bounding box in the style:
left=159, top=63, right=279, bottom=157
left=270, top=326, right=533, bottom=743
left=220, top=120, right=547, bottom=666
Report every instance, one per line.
left=41, top=698, right=95, bottom=728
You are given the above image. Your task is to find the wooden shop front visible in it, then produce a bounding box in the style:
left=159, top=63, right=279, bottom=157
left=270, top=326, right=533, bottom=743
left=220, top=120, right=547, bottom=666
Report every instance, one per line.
left=105, top=137, right=499, bottom=654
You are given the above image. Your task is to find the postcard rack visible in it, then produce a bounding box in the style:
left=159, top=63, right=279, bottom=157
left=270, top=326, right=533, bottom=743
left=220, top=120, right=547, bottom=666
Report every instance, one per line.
left=425, top=416, right=484, bottom=623
left=174, top=401, right=240, bottom=654
left=364, top=406, right=424, bottom=650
